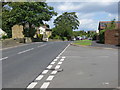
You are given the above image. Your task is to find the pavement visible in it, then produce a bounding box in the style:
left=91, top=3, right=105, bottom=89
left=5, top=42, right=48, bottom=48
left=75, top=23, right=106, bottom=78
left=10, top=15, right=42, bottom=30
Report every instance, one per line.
left=91, top=41, right=119, bottom=49
left=30, top=44, right=118, bottom=89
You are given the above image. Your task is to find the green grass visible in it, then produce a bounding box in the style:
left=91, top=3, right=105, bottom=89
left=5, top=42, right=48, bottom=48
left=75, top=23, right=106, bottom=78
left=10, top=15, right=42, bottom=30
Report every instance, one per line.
left=73, top=40, right=92, bottom=46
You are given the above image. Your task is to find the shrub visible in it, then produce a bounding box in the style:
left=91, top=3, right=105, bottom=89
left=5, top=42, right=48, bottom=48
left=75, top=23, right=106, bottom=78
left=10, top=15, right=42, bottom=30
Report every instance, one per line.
left=53, top=35, right=60, bottom=39
left=2, top=35, right=8, bottom=39
left=61, top=37, right=67, bottom=41
left=99, top=30, right=106, bottom=43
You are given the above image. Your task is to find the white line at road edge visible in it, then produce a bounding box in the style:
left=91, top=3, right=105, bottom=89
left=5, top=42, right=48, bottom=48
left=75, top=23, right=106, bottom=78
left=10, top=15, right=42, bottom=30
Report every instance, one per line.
left=0, top=57, right=8, bottom=61
left=58, top=44, right=70, bottom=57
left=27, top=82, right=37, bottom=89
left=17, top=48, right=34, bottom=54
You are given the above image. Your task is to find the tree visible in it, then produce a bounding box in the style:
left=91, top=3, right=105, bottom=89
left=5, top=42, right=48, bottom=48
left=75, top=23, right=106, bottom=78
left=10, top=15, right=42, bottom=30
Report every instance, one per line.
left=2, top=2, right=57, bottom=38
left=53, top=12, right=79, bottom=40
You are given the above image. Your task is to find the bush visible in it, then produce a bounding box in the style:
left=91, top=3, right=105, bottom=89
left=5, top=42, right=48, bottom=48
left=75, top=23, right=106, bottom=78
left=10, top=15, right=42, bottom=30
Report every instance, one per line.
left=53, top=35, right=60, bottom=39
left=2, top=35, right=8, bottom=39
left=61, top=37, right=67, bottom=41
left=99, top=30, right=106, bottom=43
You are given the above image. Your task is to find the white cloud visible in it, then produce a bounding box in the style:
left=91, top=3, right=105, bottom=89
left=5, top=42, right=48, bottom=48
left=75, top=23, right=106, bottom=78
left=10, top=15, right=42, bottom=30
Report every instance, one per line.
left=79, top=19, right=98, bottom=30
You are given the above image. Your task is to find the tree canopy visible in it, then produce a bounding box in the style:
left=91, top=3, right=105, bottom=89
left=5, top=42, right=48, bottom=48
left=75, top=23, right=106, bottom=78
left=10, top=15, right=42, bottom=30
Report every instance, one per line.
left=2, top=2, right=57, bottom=38
left=52, top=12, right=79, bottom=40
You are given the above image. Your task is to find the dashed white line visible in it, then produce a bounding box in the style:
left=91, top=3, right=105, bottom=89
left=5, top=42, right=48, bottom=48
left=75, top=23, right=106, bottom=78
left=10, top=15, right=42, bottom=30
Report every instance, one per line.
left=42, top=70, right=49, bottom=74
left=38, top=44, right=46, bottom=48
left=17, top=48, right=34, bottom=54
left=46, top=76, right=54, bottom=81
left=40, top=82, right=50, bottom=89
left=55, top=65, right=61, bottom=69
left=0, top=57, right=8, bottom=61
left=35, top=75, right=44, bottom=81
left=62, top=56, right=66, bottom=59
left=53, top=59, right=58, bottom=62
left=27, top=82, right=37, bottom=89
left=50, top=61, right=56, bottom=65
left=51, top=71, right=57, bottom=75
left=60, top=59, right=64, bottom=62
left=56, top=57, right=59, bottom=59
left=47, top=65, right=53, bottom=69
left=58, top=62, right=62, bottom=65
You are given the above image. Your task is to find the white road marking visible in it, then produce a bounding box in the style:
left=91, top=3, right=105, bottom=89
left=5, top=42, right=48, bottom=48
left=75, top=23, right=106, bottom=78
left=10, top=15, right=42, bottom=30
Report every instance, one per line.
left=17, top=48, right=34, bottom=54
left=56, top=57, right=59, bottom=59
left=55, top=65, right=61, bottom=69
left=27, top=82, right=37, bottom=89
left=40, top=82, right=50, bottom=89
left=0, top=57, right=8, bottom=61
left=51, top=71, right=57, bottom=75
left=42, top=70, right=49, bottom=74
left=50, top=61, right=56, bottom=65
left=47, top=65, right=53, bottom=69
left=46, top=76, right=54, bottom=81
left=60, top=59, right=64, bottom=62
left=62, top=56, right=66, bottom=59
left=35, top=75, right=44, bottom=81
left=38, top=44, right=46, bottom=48
left=58, top=44, right=70, bottom=57
left=58, top=62, right=62, bottom=65
left=53, top=59, right=58, bottom=62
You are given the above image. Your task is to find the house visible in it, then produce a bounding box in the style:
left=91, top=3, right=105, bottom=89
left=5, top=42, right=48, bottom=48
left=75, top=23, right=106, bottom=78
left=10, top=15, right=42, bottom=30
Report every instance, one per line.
left=36, top=25, right=52, bottom=41
left=0, top=28, right=7, bottom=38
left=98, top=21, right=120, bottom=31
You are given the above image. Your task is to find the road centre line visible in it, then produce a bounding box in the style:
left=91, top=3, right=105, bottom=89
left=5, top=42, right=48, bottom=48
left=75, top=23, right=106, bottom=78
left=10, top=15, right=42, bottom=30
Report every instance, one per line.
left=0, top=57, right=8, bottom=61
left=17, top=48, right=34, bottom=54
left=38, top=44, right=46, bottom=48
left=27, top=82, right=37, bottom=89
left=40, top=82, right=50, bottom=89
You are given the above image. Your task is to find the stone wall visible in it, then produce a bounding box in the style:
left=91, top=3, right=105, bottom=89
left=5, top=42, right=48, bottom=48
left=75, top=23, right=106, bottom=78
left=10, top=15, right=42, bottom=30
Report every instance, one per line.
left=105, top=29, right=120, bottom=45
left=12, top=25, right=24, bottom=38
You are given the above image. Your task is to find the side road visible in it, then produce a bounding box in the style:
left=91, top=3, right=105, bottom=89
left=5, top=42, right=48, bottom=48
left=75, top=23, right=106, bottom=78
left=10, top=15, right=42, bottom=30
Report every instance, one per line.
left=34, top=45, right=118, bottom=89
left=49, top=45, right=118, bottom=88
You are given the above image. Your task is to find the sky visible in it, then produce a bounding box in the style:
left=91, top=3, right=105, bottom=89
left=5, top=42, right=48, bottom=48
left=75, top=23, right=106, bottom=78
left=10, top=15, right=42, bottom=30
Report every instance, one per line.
left=45, top=0, right=119, bottom=31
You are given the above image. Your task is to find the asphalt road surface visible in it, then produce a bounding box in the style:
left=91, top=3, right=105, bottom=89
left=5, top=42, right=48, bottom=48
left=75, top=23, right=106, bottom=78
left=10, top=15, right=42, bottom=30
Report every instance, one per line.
left=1, top=41, right=70, bottom=88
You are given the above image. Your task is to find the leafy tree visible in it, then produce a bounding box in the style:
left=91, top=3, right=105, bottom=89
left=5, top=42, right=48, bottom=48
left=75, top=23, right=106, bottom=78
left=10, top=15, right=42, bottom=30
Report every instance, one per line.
left=105, top=19, right=116, bottom=30
left=53, top=12, right=79, bottom=40
left=2, top=2, right=57, bottom=38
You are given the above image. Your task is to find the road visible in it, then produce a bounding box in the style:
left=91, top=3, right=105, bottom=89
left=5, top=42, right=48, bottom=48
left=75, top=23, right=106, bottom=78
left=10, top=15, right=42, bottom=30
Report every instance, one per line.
left=1, top=41, right=70, bottom=88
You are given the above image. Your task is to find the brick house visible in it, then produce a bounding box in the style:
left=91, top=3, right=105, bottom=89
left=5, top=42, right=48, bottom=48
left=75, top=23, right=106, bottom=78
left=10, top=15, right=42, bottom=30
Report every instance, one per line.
left=98, top=21, right=120, bottom=45
left=98, top=21, right=120, bottom=31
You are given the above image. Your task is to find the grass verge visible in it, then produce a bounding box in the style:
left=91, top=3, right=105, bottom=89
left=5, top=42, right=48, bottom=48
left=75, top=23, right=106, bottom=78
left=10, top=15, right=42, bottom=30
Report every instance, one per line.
left=73, top=40, right=92, bottom=46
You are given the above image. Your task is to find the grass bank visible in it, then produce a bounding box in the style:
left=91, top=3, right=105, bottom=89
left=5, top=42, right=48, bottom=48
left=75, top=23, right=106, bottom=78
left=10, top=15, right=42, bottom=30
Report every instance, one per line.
left=73, top=40, right=92, bottom=46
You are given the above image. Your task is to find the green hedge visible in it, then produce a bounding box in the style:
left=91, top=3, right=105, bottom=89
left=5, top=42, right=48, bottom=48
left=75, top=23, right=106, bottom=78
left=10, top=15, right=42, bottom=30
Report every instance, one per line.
left=99, top=30, right=106, bottom=43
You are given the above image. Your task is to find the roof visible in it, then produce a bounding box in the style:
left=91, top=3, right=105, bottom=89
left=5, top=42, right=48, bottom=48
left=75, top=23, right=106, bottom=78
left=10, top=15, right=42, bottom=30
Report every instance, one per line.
left=98, top=21, right=120, bottom=30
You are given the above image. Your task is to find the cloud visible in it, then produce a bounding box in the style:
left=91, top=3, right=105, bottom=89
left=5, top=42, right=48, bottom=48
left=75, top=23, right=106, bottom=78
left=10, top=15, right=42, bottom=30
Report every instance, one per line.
left=79, top=19, right=98, bottom=30
left=47, top=1, right=118, bottom=31
left=57, top=2, right=118, bottom=14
